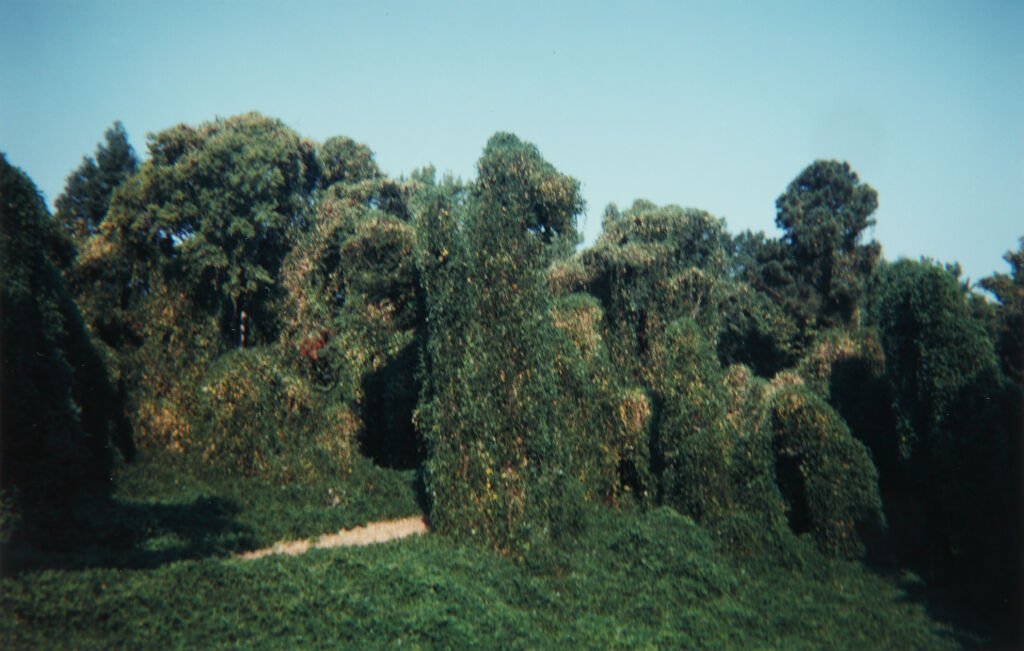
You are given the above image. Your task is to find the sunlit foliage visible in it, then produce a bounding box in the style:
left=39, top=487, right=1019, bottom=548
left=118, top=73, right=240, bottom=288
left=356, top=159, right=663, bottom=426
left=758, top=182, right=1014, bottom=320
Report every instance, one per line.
left=416, top=133, right=585, bottom=552
left=3, top=115, right=1021, bottom=641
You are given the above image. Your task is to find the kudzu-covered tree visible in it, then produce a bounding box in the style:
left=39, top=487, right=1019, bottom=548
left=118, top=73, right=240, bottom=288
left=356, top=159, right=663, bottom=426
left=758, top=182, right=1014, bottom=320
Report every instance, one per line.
left=61, top=113, right=320, bottom=454
left=416, top=133, right=585, bottom=552
left=577, top=200, right=731, bottom=386
left=549, top=292, right=654, bottom=505
left=719, top=231, right=802, bottom=376
left=654, top=319, right=883, bottom=559
left=869, top=258, right=1019, bottom=619
left=0, top=154, right=131, bottom=536
left=278, top=158, right=429, bottom=469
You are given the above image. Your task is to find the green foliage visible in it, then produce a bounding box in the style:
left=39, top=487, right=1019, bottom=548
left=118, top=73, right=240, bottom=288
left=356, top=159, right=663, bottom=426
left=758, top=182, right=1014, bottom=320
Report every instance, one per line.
left=0, top=153, right=131, bottom=536
left=8, top=115, right=1018, bottom=643
left=53, top=121, right=138, bottom=248
left=278, top=179, right=425, bottom=468
left=194, top=348, right=357, bottom=481
left=980, top=237, right=1024, bottom=382
left=794, top=328, right=898, bottom=479
left=0, top=498, right=969, bottom=649
left=775, top=160, right=881, bottom=325
left=549, top=293, right=654, bottom=504
left=869, top=258, right=1019, bottom=621
left=655, top=319, right=734, bottom=516
left=416, top=133, right=585, bottom=552
left=715, top=264, right=801, bottom=377
left=104, top=112, right=316, bottom=346
left=317, top=135, right=380, bottom=188
left=579, top=200, right=731, bottom=384
left=765, top=385, right=884, bottom=558
left=869, top=259, right=999, bottom=459
left=653, top=320, right=884, bottom=559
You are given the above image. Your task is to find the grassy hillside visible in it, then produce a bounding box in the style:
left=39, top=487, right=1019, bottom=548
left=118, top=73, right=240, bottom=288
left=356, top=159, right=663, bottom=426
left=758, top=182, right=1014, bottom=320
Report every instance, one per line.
left=1, top=452, right=978, bottom=649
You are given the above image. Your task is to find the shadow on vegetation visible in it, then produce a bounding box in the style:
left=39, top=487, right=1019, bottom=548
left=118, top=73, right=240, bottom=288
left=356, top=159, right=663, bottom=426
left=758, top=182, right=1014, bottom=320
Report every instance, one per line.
left=1, top=495, right=254, bottom=577
left=358, top=342, right=423, bottom=470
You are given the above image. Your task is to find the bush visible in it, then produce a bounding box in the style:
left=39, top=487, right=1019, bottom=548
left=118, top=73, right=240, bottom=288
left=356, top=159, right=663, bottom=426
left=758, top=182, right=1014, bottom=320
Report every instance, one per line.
left=194, top=348, right=356, bottom=481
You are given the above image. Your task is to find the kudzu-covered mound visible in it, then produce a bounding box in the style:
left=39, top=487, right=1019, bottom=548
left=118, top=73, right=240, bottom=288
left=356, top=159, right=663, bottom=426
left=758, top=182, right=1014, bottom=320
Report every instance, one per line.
left=654, top=319, right=884, bottom=560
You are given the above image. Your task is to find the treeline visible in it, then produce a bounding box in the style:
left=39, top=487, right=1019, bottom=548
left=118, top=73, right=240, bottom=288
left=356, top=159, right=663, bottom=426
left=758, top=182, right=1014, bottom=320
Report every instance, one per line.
left=1, top=113, right=1021, bottom=630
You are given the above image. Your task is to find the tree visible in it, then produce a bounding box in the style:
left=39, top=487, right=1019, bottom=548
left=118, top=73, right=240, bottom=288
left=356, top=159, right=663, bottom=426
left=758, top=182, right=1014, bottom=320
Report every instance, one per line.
left=102, top=112, right=317, bottom=347
left=980, top=238, right=1024, bottom=383
left=318, top=136, right=380, bottom=188
left=774, top=160, right=881, bottom=328
left=416, top=133, right=585, bottom=552
left=1, top=153, right=131, bottom=536
left=54, top=121, right=138, bottom=246
left=869, top=258, right=1019, bottom=623
left=60, top=114, right=320, bottom=454
left=578, top=200, right=731, bottom=385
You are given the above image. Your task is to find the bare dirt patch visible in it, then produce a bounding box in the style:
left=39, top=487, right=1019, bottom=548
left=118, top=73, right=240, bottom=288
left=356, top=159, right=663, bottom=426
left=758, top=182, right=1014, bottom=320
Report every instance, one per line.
left=237, top=515, right=429, bottom=560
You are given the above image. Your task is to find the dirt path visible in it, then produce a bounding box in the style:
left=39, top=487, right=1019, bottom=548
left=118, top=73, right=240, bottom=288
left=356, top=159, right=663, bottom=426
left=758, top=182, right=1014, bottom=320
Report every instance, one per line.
left=237, top=515, right=429, bottom=560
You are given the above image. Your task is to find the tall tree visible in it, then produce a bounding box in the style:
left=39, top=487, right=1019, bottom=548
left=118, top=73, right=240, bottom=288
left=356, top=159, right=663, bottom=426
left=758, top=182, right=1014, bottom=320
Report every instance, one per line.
left=54, top=121, right=138, bottom=246
left=102, top=112, right=317, bottom=346
left=774, top=160, right=881, bottom=328
left=416, top=133, right=585, bottom=552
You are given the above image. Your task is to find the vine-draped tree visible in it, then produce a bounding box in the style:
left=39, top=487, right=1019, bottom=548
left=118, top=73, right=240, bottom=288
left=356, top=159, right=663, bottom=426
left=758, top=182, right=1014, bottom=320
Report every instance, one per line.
left=869, top=258, right=1019, bottom=617
left=980, top=238, right=1024, bottom=383
left=416, top=133, right=586, bottom=552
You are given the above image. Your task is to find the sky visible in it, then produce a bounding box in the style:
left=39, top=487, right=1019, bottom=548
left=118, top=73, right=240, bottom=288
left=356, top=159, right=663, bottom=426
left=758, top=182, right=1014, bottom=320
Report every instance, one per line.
left=2, top=0, right=1022, bottom=284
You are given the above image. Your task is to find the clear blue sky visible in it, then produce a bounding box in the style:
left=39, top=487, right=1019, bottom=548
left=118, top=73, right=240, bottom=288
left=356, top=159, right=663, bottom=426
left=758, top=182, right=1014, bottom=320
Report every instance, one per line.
left=2, top=0, right=1021, bottom=283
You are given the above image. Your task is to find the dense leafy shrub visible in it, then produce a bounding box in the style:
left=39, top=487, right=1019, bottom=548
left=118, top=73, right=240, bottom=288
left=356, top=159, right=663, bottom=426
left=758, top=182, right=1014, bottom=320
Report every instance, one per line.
left=195, top=348, right=356, bottom=481
left=549, top=293, right=653, bottom=504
